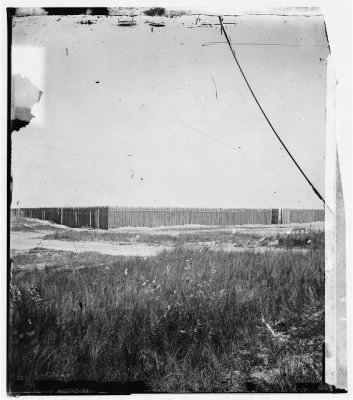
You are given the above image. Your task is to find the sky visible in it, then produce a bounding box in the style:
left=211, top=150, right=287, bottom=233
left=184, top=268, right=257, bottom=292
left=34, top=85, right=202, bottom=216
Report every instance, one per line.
left=11, top=10, right=329, bottom=208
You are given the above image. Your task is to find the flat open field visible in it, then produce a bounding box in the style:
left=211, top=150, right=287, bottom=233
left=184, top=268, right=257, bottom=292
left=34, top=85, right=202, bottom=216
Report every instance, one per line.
left=11, top=216, right=324, bottom=258
left=9, top=216, right=325, bottom=393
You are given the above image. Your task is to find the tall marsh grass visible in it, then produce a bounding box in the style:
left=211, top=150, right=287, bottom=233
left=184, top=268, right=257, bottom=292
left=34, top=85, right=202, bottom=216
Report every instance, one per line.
left=9, top=247, right=324, bottom=393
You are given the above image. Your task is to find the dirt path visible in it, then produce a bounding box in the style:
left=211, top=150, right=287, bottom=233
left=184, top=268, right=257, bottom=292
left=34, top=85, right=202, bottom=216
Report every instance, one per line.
left=10, top=231, right=171, bottom=257
left=10, top=217, right=320, bottom=259
left=10, top=230, right=311, bottom=258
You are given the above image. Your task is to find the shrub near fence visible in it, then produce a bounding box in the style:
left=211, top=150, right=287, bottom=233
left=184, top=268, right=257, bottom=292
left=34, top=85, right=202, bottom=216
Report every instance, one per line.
left=11, top=207, right=324, bottom=229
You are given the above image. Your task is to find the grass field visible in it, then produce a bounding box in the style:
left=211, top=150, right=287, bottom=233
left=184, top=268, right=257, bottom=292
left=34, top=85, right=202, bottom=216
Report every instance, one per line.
left=42, top=226, right=325, bottom=250
left=9, top=231, right=325, bottom=393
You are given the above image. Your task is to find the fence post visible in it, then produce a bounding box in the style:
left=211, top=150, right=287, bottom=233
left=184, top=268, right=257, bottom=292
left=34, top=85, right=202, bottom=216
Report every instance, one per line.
left=89, top=210, right=92, bottom=228
left=97, top=209, right=100, bottom=229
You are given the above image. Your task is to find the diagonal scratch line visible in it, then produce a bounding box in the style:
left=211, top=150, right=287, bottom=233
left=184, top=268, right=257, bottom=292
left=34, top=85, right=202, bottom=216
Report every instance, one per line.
left=182, top=122, right=239, bottom=152
left=218, top=16, right=331, bottom=213
left=210, top=74, right=218, bottom=99
left=192, top=12, right=323, bottom=17
left=180, top=122, right=286, bottom=181
left=202, top=41, right=327, bottom=47
left=20, top=141, right=89, bottom=159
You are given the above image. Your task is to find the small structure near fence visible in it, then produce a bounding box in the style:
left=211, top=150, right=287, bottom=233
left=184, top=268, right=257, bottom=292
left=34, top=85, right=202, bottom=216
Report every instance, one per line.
left=11, top=206, right=325, bottom=230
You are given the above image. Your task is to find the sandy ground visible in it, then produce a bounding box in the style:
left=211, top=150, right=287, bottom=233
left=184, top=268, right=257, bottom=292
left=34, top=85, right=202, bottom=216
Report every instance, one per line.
left=10, top=218, right=321, bottom=258
left=109, top=221, right=324, bottom=236
left=10, top=230, right=171, bottom=257
left=12, top=215, right=324, bottom=234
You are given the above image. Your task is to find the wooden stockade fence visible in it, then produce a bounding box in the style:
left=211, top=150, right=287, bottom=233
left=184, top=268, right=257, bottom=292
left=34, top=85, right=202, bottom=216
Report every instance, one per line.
left=107, top=207, right=273, bottom=228
left=285, top=208, right=324, bottom=224
left=12, top=207, right=109, bottom=229
left=268, top=208, right=325, bottom=224
left=11, top=206, right=325, bottom=229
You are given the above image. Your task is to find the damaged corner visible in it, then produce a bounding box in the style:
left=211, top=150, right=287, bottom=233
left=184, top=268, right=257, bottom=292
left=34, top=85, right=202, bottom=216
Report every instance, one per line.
left=11, top=74, right=43, bottom=132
